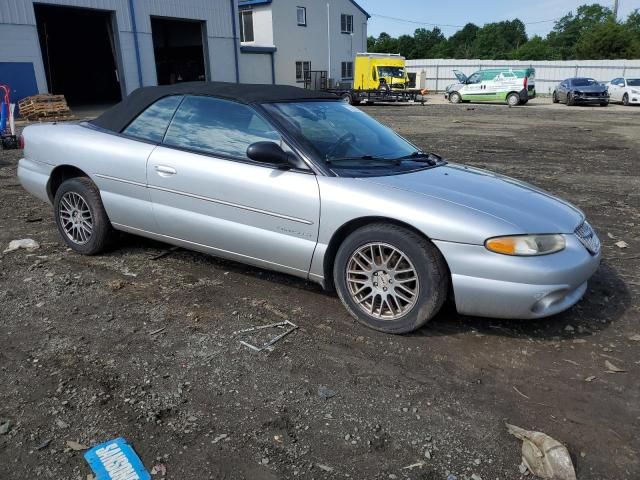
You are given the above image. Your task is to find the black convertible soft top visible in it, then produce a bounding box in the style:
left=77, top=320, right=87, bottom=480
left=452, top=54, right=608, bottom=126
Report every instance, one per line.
left=91, top=81, right=338, bottom=133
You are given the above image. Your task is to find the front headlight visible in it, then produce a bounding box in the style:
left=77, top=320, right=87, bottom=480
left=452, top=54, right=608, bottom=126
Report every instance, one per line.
left=631, top=89, right=640, bottom=94
left=485, top=234, right=566, bottom=256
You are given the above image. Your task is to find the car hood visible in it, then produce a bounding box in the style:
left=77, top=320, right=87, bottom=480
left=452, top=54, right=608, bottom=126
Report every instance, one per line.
left=360, top=164, right=584, bottom=234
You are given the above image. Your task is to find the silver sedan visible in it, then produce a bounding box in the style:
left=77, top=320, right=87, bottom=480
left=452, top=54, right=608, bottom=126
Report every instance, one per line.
left=17, top=83, right=601, bottom=333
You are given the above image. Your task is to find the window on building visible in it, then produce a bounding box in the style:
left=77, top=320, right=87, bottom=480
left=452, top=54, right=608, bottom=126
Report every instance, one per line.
left=295, top=61, right=311, bottom=82
left=296, top=6, right=306, bottom=26
left=239, top=10, right=254, bottom=42
left=341, top=14, right=353, bottom=33
left=164, top=96, right=280, bottom=160
left=341, top=61, right=353, bottom=79
left=122, top=95, right=183, bottom=142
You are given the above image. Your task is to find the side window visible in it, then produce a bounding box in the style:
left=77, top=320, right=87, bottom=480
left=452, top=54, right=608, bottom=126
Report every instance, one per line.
left=163, top=96, right=281, bottom=160
left=340, top=14, right=353, bottom=33
left=239, top=10, right=254, bottom=42
left=122, top=95, right=183, bottom=143
left=372, top=67, right=377, bottom=81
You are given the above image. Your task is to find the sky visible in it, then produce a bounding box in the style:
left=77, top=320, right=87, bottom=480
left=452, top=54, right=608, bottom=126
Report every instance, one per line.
left=363, top=0, right=640, bottom=39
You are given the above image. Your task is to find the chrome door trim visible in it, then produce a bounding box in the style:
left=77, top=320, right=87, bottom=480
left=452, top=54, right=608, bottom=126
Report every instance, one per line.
left=148, top=184, right=314, bottom=225
left=95, top=173, right=314, bottom=225
left=95, top=173, right=146, bottom=188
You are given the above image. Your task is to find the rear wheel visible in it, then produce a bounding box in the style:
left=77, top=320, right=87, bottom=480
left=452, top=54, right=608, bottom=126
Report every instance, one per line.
left=449, top=92, right=462, bottom=104
left=623, top=93, right=629, bottom=106
left=333, top=224, right=448, bottom=334
left=341, top=92, right=353, bottom=105
left=53, top=177, right=115, bottom=255
left=506, top=92, right=520, bottom=106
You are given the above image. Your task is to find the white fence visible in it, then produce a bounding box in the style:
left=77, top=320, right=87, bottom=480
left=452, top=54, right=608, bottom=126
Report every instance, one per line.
left=406, top=59, right=640, bottom=94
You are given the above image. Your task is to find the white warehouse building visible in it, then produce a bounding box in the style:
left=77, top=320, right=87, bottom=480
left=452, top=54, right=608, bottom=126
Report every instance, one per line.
left=238, top=0, right=369, bottom=87
left=0, top=0, right=369, bottom=106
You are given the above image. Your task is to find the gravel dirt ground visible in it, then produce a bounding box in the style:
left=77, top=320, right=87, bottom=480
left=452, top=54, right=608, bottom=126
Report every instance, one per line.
left=0, top=99, right=638, bottom=480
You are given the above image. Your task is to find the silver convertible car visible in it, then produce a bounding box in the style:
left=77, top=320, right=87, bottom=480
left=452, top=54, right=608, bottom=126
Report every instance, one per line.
left=18, top=82, right=601, bottom=333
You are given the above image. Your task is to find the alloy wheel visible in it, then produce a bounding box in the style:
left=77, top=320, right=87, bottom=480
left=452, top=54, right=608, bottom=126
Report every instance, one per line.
left=346, top=242, right=419, bottom=320
left=58, top=191, right=93, bottom=244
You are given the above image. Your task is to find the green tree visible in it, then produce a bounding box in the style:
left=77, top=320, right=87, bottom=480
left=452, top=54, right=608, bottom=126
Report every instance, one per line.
left=472, top=19, right=527, bottom=58
left=396, top=34, right=416, bottom=58
left=443, top=23, right=479, bottom=58
left=514, top=36, right=559, bottom=60
left=575, top=19, right=640, bottom=58
left=410, top=27, right=446, bottom=59
left=547, top=3, right=613, bottom=58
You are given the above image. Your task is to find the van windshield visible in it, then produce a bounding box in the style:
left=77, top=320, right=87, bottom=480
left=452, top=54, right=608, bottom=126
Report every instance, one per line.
left=377, top=66, right=405, bottom=78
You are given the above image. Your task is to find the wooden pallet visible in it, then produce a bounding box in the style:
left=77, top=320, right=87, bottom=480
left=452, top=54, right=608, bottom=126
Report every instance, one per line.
left=18, top=94, right=73, bottom=121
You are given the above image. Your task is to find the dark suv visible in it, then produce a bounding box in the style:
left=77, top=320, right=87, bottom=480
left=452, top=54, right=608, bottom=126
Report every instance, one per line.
left=553, top=78, right=609, bottom=106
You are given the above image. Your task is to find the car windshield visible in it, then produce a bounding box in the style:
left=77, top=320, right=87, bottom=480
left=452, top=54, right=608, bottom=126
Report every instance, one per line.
left=263, top=101, right=418, bottom=163
left=627, top=79, right=640, bottom=86
left=573, top=78, right=598, bottom=86
left=377, top=66, right=405, bottom=78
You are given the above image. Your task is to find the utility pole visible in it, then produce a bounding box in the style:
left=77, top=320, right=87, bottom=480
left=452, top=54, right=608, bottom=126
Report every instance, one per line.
left=613, top=0, right=619, bottom=20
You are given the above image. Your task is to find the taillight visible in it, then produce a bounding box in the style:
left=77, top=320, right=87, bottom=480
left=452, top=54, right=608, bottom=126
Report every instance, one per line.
left=18, top=134, right=25, bottom=149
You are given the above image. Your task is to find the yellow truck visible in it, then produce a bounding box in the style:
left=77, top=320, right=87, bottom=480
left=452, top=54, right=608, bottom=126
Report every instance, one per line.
left=319, top=53, right=423, bottom=105
left=353, top=53, right=410, bottom=90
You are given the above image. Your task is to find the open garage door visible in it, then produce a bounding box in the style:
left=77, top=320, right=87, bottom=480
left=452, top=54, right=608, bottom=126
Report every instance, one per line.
left=34, top=4, right=122, bottom=106
left=151, top=17, right=207, bottom=85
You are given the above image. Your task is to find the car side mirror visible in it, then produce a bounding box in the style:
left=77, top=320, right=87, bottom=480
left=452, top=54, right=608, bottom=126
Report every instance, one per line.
left=247, top=141, right=303, bottom=170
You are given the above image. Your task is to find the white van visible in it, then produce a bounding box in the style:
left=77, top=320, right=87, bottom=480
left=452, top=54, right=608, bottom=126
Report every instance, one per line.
left=445, top=68, right=536, bottom=106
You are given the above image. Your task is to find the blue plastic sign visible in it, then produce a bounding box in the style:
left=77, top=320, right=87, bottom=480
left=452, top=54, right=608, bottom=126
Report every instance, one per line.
left=84, top=437, right=151, bottom=480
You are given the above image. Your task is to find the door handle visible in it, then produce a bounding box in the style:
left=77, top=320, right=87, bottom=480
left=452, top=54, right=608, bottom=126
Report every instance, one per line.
left=155, top=165, right=177, bottom=176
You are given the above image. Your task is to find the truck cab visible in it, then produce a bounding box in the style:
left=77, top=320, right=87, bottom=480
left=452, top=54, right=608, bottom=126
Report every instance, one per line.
left=354, top=53, right=409, bottom=91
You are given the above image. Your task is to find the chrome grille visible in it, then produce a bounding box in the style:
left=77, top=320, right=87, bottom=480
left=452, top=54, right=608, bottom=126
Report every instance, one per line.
left=575, top=221, right=600, bottom=255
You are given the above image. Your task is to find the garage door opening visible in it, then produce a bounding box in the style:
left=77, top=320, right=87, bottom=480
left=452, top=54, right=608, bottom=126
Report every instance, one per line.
left=34, top=4, right=122, bottom=106
left=151, top=17, right=207, bottom=85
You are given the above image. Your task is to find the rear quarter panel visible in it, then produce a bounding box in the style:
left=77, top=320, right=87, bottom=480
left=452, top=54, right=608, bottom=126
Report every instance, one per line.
left=18, top=123, right=158, bottom=232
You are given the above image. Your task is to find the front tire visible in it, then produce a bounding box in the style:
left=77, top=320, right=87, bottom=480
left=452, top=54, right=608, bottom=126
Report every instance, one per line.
left=623, top=93, right=629, bottom=106
left=552, top=91, right=559, bottom=103
left=600, top=101, right=609, bottom=107
left=449, top=92, right=462, bottom=104
left=53, top=177, right=115, bottom=255
left=566, top=93, right=575, bottom=106
left=333, top=224, right=448, bottom=334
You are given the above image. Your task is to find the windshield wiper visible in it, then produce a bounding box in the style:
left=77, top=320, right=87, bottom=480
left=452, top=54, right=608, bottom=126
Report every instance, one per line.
left=395, top=151, right=441, bottom=164
left=326, top=155, right=388, bottom=164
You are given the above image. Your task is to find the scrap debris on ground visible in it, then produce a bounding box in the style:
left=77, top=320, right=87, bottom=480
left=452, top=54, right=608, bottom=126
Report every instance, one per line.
left=0, top=101, right=638, bottom=479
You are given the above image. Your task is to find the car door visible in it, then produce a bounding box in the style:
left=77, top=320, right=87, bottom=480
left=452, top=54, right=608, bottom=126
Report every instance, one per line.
left=463, top=72, right=483, bottom=100
left=93, top=95, right=184, bottom=233
left=609, top=78, right=621, bottom=101
left=146, top=95, right=321, bottom=277
left=558, top=81, right=569, bottom=101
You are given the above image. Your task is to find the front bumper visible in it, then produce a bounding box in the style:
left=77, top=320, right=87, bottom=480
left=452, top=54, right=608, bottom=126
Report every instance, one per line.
left=434, top=235, right=600, bottom=319
left=573, top=95, right=608, bottom=103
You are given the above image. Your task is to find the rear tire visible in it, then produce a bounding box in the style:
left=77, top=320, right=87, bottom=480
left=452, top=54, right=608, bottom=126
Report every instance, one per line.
left=53, top=177, right=115, bottom=255
left=341, top=92, right=353, bottom=105
left=449, top=92, right=462, bottom=104
left=623, top=93, right=629, bottom=106
left=506, top=92, right=520, bottom=106
left=333, top=223, right=448, bottom=334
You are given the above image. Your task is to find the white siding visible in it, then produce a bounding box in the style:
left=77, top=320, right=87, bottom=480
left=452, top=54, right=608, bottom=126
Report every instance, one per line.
left=240, top=53, right=272, bottom=84
left=241, top=0, right=368, bottom=86
left=406, top=59, right=640, bottom=94
left=0, top=0, right=240, bottom=96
